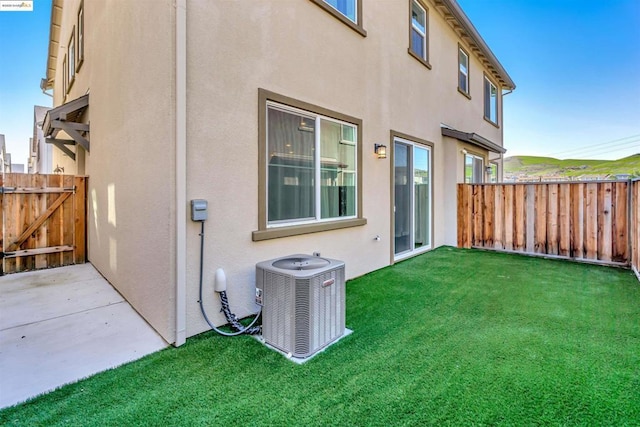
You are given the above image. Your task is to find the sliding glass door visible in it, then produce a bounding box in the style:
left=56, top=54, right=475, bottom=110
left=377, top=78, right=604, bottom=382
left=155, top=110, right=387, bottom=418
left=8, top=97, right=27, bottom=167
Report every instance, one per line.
left=394, top=137, right=432, bottom=259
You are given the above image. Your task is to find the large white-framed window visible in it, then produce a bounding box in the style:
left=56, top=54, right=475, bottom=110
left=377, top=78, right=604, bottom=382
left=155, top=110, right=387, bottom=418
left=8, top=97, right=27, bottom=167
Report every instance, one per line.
left=464, top=153, right=484, bottom=183
left=311, top=0, right=366, bottom=37
left=484, top=76, right=498, bottom=125
left=392, top=132, right=433, bottom=260
left=458, top=46, right=470, bottom=97
left=254, top=89, right=365, bottom=241
left=409, top=0, right=429, bottom=67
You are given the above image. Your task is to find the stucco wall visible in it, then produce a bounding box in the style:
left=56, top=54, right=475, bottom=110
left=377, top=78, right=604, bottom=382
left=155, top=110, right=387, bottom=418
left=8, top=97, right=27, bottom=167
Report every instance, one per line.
left=51, top=0, right=177, bottom=343
left=183, top=0, right=505, bottom=336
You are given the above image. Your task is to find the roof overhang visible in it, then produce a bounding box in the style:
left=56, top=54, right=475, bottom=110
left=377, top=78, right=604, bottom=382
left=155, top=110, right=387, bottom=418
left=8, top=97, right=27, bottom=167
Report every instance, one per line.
left=44, top=0, right=63, bottom=91
left=432, top=0, right=515, bottom=90
left=43, top=94, right=90, bottom=160
left=442, top=126, right=506, bottom=154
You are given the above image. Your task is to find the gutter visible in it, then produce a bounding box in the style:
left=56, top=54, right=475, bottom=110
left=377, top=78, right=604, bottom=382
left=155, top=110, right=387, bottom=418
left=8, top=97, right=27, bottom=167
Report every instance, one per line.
left=174, top=0, right=187, bottom=346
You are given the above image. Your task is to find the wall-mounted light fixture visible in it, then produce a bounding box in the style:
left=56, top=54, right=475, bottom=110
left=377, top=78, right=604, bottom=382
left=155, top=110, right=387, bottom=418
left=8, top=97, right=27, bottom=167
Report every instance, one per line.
left=485, top=166, right=493, bottom=174
left=374, top=144, right=387, bottom=159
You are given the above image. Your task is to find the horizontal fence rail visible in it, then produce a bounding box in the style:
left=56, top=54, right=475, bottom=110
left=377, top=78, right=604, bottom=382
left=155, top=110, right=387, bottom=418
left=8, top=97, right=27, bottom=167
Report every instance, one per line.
left=1, top=173, right=87, bottom=274
left=458, top=181, right=634, bottom=268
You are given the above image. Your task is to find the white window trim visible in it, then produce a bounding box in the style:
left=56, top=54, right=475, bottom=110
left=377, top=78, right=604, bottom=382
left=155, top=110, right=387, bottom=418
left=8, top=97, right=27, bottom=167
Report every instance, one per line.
left=323, top=0, right=357, bottom=24
left=484, top=76, right=499, bottom=125
left=265, top=101, right=359, bottom=229
left=465, top=153, right=484, bottom=184
left=411, top=0, right=427, bottom=60
left=393, top=136, right=433, bottom=261
left=459, top=47, right=469, bottom=95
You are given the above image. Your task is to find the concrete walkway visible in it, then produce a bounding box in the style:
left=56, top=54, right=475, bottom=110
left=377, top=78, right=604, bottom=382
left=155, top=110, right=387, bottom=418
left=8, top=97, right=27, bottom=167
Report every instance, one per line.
left=0, top=264, right=168, bottom=409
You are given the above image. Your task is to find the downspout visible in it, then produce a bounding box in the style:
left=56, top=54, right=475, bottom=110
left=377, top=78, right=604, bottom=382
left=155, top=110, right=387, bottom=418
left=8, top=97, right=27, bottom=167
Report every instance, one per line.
left=174, top=0, right=187, bottom=346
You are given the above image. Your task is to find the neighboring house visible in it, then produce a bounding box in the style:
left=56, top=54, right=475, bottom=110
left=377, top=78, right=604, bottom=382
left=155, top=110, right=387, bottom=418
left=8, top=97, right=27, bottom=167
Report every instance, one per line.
left=0, top=134, right=7, bottom=173
left=10, top=163, right=25, bottom=173
left=28, top=106, right=53, bottom=174
left=43, top=0, right=515, bottom=345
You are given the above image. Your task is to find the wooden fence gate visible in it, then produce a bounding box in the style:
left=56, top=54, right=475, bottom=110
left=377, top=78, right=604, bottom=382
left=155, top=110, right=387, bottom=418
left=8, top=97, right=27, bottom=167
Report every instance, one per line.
left=1, top=173, right=86, bottom=274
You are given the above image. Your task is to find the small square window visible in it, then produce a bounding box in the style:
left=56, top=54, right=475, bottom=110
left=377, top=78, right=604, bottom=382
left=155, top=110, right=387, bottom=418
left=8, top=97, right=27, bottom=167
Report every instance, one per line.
left=458, top=47, right=470, bottom=97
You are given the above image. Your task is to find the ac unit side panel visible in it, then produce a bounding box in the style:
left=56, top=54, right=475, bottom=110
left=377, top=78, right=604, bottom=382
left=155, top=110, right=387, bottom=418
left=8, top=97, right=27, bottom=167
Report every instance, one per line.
left=262, top=270, right=294, bottom=354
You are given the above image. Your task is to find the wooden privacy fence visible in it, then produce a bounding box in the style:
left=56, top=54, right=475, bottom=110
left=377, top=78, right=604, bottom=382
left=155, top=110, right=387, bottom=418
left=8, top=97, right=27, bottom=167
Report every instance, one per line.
left=1, top=173, right=86, bottom=274
left=458, top=180, right=636, bottom=267
left=632, top=179, right=640, bottom=278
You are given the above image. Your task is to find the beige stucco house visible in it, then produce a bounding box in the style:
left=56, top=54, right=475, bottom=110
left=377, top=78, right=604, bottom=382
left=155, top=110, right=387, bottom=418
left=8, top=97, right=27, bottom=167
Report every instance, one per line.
left=43, top=0, right=515, bottom=345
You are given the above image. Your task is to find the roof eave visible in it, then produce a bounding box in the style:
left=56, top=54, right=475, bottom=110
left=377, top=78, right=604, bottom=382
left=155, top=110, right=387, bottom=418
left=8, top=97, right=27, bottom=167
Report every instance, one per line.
left=435, top=0, right=516, bottom=90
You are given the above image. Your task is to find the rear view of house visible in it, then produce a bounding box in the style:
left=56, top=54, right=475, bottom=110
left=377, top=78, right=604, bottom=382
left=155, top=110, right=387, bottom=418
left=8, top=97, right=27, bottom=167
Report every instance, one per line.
left=42, top=0, right=515, bottom=345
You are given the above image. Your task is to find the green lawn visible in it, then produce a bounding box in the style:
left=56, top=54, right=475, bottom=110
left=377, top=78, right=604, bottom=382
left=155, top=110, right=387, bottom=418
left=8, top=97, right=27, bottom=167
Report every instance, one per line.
left=2, top=248, right=639, bottom=426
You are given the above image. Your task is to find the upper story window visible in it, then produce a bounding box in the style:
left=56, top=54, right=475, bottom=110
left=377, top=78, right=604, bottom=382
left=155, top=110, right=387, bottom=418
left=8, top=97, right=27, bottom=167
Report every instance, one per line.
left=458, top=46, right=470, bottom=98
left=409, top=0, right=430, bottom=68
left=325, top=0, right=356, bottom=22
left=254, top=89, right=365, bottom=241
left=67, top=29, right=75, bottom=91
left=76, top=2, right=84, bottom=70
left=464, top=153, right=484, bottom=183
left=62, top=54, right=68, bottom=96
left=484, top=76, right=498, bottom=125
left=311, top=0, right=366, bottom=37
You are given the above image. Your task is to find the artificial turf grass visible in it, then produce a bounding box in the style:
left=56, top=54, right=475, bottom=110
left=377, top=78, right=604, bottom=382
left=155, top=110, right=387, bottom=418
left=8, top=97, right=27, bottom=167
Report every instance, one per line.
left=1, top=247, right=638, bottom=426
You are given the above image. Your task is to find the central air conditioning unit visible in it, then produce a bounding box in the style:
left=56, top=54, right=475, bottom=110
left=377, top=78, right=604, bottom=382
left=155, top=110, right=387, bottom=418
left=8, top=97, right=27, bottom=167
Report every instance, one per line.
left=256, top=254, right=345, bottom=359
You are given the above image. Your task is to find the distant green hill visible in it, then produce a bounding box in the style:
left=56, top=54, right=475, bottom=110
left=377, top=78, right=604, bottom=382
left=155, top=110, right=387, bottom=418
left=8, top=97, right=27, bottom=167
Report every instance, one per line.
left=504, top=154, right=640, bottom=179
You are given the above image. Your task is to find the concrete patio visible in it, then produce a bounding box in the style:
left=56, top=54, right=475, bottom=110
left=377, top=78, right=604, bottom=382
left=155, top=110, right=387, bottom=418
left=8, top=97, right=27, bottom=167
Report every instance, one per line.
left=0, top=263, right=168, bottom=409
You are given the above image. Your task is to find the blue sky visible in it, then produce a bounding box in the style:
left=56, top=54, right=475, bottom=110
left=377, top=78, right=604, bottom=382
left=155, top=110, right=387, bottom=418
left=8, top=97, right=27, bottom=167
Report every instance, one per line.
left=457, top=0, right=640, bottom=160
left=0, top=0, right=52, bottom=166
left=0, top=0, right=638, bottom=166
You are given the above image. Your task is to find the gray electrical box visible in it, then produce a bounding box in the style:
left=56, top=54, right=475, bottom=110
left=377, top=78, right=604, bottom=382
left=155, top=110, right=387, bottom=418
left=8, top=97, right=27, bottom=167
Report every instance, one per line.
left=190, top=199, right=208, bottom=221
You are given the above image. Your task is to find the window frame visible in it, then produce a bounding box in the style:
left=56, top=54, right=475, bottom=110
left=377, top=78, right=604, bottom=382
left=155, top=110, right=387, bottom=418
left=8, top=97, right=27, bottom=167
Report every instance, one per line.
left=458, top=44, right=470, bottom=99
left=253, top=89, right=366, bottom=241
left=464, top=152, right=485, bottom=184
left=310, top=0, right=366, bottom=37
left=483, top=74, right=499, bottom=127
left=76, top=1, right=84, bottom=71
left=67, top=28, right=75, bottom=93
left=408, top=0, right=430, bottom=69
left=62, top=54, right=68, bottom=97
left=390, top=130, right=434, bottom=262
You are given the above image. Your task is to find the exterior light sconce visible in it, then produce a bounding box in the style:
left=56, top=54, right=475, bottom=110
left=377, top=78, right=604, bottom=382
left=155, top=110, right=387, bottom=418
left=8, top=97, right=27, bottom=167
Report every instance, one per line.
left=374, top=144, right=387, bottom=159
left=485, top=166, right=493, bottom=174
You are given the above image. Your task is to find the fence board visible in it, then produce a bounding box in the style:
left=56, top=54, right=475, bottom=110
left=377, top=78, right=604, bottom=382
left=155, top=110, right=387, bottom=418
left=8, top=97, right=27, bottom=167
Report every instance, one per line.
left=504, top=185, right=514, bottom=251
left=458, top=181, right=635, bottom=269
left=632, top=183, right=636, bottom=270
left=1, top=173, right=87, bottom=274
left=494, top=185, right=504, bottom=249
left=534, top=185, right=547, bottom=254
left=558, top=184, right=570, bottom=257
